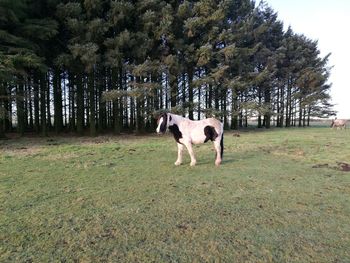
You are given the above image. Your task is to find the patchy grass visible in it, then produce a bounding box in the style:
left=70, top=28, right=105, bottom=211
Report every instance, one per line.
left=1, top=128, right=350, bottom=262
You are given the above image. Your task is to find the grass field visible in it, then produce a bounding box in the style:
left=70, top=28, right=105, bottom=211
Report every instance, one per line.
left=1, top=128, right=350, bottom=262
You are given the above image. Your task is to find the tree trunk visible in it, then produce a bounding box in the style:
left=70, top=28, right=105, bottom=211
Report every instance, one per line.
left=98, top=67, right=106, bottom=133
left=165, top=74, right=168, bottom=110
left=290, top=86, right=294, bottom=126
left=258, top=87, right=262, bottom=128
left=298, top=99, right=302, bottom=127
left=40, top=74, right=47, bottom=136
left=136, top=77, right=145, bottom=134
left=239, top=110, right=243, bottom=128
left=123, top=70, right=129, bottom=130
left=135, top=97, right=141, bottom=134
left=32, top=74, right=40, bottom=133
left=68, top=73, right=76, bottom=132
left=307, top=106, right=311, bottom=126
left=264, top=85, right=271, bottom=129
left=285, top=78, right=292, bottom=127
left=208, top=84, right=213, bottom=110
left=113, top=100, right=117, bottom=131
left=27, top=79, right=33, bottom=130
left=4, top=83, right=11, bottom=132
left=214, top=85, right=219, bottom=111
left=16, top=81, right=25, bottom=136
left=231, top=88, right=238, bottom=130
left=119, top=67, right=124, bottom=130
left=188, top=67, right=194, bottom=119
left=112, top=68, right=121, bottom=134
left=292, top=101, right=297, bottom=126
left=53, top=69, right=63, bottom=133
left=276, top=84, right=280, bottom=127
left=76, top=73, right=84, bottom=135
left=0, top=113, right=4, bottom=139
left=63, top=74, right=67, bottom=127
left=152, top=73, right=160, bottom=129
left=24, top=82, right=29, bottom=131
left=279, top=85, right=284, bottom=127
left=46, top=75, right=51, bottom=129
left=170, top=71, right=178, bottom=109
left=88, top=71, right=96, bottom=136
left=0, top=83, right=5, bottom=138
left=85, top=83, right=89, bottom=128
left=197, top=85, right=201, bottom=120
left=222, top=90, right=228, bottom=128
left=181, top=73, right=186, bottom=116
left=130, top=97, right=135, bottom=130
left=159, top=74, right=164, bottom=110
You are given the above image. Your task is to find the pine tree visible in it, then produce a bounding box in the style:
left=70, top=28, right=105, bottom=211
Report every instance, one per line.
left=0, top=0, right=336, bottom=135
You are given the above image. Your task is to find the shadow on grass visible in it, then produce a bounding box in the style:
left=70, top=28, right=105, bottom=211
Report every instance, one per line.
left=192, top=152, right=237, bottom=166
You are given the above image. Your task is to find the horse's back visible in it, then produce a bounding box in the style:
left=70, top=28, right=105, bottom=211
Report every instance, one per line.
left=191, top=118, right=222, bottom=131
left=184, top=118, right=222, bottom=144
left=333, top=119, right=347, bottom=127
left=208, top=117, right=223, bottom=130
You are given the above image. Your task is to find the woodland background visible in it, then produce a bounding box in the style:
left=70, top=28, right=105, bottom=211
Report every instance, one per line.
left=0, top=0, right=335, bottom=137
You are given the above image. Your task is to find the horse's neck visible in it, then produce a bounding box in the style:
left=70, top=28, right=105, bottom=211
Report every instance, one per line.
left=169, top=114, right=188, bottom=125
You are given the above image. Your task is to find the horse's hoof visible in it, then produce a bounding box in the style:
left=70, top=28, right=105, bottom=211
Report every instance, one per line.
left=174, top=161, right=182, bottom=166
left=215, top=161, right=221, bottom=166
left=190, top=161, right=196, bottom=166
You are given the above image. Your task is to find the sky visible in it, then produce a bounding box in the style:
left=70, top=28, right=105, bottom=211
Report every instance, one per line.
left=266, top=0, right=350, bottom=119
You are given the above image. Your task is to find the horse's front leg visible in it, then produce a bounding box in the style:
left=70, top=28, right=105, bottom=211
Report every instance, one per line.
left=175, top=143, right=184, bottom=166
left=213, top=140, right=222, bottom=166
left=184, top=141, right=196, bottom=166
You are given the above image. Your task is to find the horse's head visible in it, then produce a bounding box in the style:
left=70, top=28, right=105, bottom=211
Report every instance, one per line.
left=156, top=113, right=168, bottom=134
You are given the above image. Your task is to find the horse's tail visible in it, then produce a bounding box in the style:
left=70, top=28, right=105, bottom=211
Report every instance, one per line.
left=220, top=133, right=224, bottom=159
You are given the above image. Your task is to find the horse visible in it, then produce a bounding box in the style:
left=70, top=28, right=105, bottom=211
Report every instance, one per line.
left=156, top=113, right=224, bottom=166
left=331, top=118, right=347, bottom=129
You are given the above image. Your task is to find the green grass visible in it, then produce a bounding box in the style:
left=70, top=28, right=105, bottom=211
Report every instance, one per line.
left=1, top=128, right=350, bottom=262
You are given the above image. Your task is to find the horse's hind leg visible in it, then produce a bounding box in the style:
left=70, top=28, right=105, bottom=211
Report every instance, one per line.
left=184, top=142, right=196, bottom=166
left=175, top=143, right=184, bottom=166
left=213, top=139, right=222, bottom=166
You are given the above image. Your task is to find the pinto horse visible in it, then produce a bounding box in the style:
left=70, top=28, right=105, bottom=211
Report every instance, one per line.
left=156, top=113, right=224, bottom=166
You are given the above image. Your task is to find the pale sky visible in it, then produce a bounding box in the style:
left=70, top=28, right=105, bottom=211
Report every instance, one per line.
left=266, top=0, right=350, bottom=119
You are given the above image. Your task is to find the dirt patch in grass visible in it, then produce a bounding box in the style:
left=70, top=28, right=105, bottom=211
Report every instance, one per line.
left=41, top=152, right=80, bottom=161
left=337, top=162, right=350, bottom=172
left=263, top=146, right=305, bottom=159
left=78, top=134, right=158, bottom=146
left=0, top=146, right=42, bottom=157
left=312, top=162, right=350, bottom=172
left=312, top=163, right=330, bottom=169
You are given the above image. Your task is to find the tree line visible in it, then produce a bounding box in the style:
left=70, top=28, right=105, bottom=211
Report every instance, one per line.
left=0, top=0, right=335, bottom=137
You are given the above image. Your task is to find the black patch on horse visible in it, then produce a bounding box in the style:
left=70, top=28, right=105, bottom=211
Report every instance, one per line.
left=204, top=126, right=218, bottom=143
left=158, top=113, right=168, bottom=133
left=169, top=124, right=183, bottom=143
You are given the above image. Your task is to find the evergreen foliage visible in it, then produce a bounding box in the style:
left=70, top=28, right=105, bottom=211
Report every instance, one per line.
left=0, top=0, right=335, bottom=136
